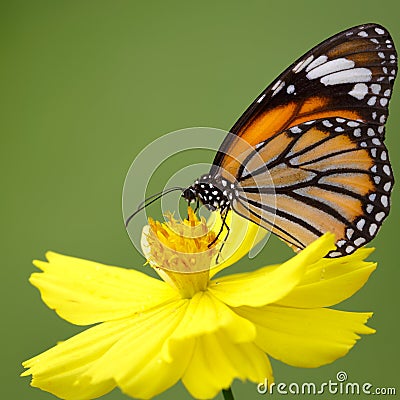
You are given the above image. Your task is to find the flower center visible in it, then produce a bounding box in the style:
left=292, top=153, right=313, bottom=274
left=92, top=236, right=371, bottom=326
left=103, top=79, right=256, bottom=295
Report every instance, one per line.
left=145, top=208, right=219, bottom=297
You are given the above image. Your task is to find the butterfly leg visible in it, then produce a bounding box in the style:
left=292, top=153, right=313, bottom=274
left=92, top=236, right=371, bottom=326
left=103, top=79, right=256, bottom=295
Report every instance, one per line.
left=208, top=207, right=231, bottom=263
left=194, top=198, right=200, bottom=213
left=217, top=210, right=231, bottom=263
left=220, top=207, right=231, bottom=243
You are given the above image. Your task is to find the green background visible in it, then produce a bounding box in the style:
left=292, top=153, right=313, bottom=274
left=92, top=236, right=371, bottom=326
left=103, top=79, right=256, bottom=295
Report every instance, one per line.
left=2, top=0, right=399, bottom=399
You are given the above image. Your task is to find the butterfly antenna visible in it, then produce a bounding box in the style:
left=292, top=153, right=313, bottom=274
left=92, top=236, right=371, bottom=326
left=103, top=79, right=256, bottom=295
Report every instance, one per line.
left=125, top=187, right=184, bottom=227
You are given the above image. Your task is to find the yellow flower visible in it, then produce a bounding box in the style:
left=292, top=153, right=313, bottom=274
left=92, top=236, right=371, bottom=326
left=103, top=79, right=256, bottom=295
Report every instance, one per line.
left=22, top=210, right=376, bottom=399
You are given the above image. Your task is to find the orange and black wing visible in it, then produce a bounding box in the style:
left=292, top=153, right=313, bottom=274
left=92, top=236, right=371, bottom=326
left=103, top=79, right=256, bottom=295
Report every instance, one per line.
left=211, top=23, right=396, bottom=256
left=212, top=23, right=396, bottom=177
left=232, top=117, right=393, bottom=257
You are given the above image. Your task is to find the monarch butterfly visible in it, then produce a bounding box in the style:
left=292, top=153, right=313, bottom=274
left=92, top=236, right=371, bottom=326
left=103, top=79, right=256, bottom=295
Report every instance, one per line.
left=129, top=23, right=397, bottom=258
left=182, top=23, right=397, bottom=258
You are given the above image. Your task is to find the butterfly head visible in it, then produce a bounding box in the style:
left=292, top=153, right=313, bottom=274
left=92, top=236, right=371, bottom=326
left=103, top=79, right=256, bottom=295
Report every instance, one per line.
left=182, top=187, right=198, bottom=204
left=182, top=176, right=232, bottom=212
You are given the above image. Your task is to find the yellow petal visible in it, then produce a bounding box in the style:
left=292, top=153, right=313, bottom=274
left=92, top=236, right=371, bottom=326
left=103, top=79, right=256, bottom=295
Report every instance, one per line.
left=118, top=337, right=195, bottom=399
left=209, top=210, right=267, bottom=277
left=182, top=330, right=273, bottom=399
left=22, top=319, right=128, bottom=399
left=22, top=300, right=189, bottom=400
left=164, top=291, right=256, bottom=360
left=31, top=252, right=179, bottom=325
left=84, top=300, right=193, bottom=399
left=236, top=304, right=375, bottom=368
left=209, top=233, right=336, bottom=307
left=277, top=248, right=376, bottom=308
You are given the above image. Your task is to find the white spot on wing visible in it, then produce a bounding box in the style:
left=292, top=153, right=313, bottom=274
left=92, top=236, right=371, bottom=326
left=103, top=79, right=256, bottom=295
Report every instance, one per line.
left=292, top=55, right=314, bottom=73
left=306, top=58, right=355, bottom=80
left=375, top=212, right=385, bottom=222
left=370, top=83, right=381, bottom=94
left=349, top=83, right=368, bottom=99
left=255, top=142, right=264, bottom=149
left=287, top=84, right=295, bottom=94
left=380, top=98, right=388, bottom=106
left=375, top=27, right=385, bottom=35
left=347, top=121, right=359, bottom=127
left=357, top=219, right=365, bottom=230
left=346, top=228, right=354, bottom=239
left=322, top=120, right=333, bottom=127
left=320, top=68, right=372, bottom=86
left=272, top=80, right=285, bottom=97
left=271, top=80, right=282, bottom=91
left=305, top=55, right=328, bottom=72
left=369, top=223, right=378, bottom=236
left=290, top=126, right=302, bottom=134
left=257, top=93, right=266, bottom=103
left=354, top=237, right=366, bottom=246
left=367, top=128, right=375, bottom=136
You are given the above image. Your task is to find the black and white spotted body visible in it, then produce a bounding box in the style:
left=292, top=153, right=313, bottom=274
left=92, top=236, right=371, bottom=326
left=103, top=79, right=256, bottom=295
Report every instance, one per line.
left=182, top=174, right=238, bottom=213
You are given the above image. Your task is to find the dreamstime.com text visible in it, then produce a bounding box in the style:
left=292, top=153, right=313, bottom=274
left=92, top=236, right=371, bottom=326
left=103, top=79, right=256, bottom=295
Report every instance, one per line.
left=257, top=372, right=396, bottom=396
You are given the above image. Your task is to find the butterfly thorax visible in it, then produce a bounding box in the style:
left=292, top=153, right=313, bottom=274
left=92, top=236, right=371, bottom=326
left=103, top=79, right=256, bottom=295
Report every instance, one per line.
left=182, top=174, right=237, bottom=212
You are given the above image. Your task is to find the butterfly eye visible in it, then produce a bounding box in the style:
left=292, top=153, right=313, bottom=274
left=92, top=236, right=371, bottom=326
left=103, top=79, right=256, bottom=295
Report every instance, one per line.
left=182, top=188, right=197, bottom=203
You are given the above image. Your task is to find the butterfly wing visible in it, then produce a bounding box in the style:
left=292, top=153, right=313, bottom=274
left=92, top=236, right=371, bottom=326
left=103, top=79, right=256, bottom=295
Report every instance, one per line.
left=212, top=23, right=397, bottom=178
left=232, top=117, right=393, bottom=256
left=211, top=23, right=396, bottom=256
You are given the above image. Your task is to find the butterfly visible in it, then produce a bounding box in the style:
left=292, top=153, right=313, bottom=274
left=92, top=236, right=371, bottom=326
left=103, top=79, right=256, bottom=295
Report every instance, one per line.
left=181, top=23, right=397, bottom=257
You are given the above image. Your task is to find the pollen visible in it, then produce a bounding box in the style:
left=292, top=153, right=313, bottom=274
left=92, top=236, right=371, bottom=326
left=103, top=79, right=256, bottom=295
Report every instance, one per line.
left=145, top=208, right=220, bottom=297
left=148, top=207, right=217, bottom=257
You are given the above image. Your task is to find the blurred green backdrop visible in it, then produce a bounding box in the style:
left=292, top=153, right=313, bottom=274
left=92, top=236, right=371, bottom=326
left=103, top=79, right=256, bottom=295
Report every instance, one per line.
left=2, top=0, right=399, bottom=399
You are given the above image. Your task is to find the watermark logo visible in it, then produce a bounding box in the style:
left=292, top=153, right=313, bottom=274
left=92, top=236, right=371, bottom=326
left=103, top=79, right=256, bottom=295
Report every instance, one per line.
left=257, top=371, right=396, bottom=396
